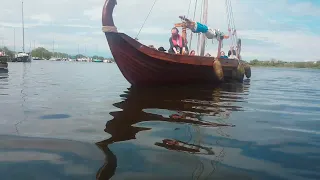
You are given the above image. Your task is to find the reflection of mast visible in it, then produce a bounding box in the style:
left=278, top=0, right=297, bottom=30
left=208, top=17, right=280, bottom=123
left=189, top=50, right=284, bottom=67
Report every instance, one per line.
left=15, top=63, right=29, bottom=134
left=95, top=140, right=117, bottom=180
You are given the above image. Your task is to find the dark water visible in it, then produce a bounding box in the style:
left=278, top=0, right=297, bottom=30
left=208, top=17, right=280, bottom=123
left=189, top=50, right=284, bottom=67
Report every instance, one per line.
left=0, top=61, right=319, bottom=180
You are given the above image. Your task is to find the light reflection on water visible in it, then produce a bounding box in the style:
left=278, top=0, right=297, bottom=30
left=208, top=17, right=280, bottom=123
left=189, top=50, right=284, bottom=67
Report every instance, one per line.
left=0, top=62, right=319, bottom=180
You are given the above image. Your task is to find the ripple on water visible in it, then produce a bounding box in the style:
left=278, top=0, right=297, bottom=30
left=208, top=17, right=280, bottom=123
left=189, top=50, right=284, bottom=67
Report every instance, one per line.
left=39, top=114, right=71, bottom=120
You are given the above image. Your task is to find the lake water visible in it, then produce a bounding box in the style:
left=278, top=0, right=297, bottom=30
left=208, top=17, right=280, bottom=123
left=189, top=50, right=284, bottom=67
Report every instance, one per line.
left=0, top=61, right=319, bottom=180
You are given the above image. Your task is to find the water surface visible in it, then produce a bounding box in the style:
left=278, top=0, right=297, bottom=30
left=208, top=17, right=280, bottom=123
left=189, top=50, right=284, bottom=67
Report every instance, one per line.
left=0, top=61, right=319, bottom=180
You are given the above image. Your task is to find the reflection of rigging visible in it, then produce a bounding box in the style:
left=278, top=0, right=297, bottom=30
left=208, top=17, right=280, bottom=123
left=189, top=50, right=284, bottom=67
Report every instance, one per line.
left=96, top=82, right=250, bottom=180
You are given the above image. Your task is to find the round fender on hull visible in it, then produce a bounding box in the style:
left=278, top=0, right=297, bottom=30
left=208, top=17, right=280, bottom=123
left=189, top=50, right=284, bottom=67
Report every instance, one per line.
left=235, top=63, right=245, bottom=82
left=244, top=65, right=251, bottom=78
left=212, top=59, right=224, bottom=81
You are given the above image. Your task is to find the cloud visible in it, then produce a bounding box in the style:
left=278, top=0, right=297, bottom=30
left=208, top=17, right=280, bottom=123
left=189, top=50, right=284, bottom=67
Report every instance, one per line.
left=0, top=0, right=318, bottom=61
left=131, top=27, right=169, bottom=35
left=84, top=6, right=102, bottom=21
left=288, top=2, right=320, bottom=16
left=29, top=14, right=53, bottom=22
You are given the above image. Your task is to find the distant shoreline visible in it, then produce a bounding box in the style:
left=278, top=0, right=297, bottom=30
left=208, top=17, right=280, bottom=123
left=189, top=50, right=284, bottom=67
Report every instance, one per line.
left=248, top=59, right=320, bottom=69
left=249, top=65, right=320, bottom=69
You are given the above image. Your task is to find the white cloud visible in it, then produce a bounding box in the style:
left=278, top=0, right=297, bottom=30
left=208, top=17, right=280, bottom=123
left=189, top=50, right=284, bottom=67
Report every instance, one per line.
left=288, top=2, right=320, bottom=16
left=131, top=27, right=168, bottom=35
left=83, top=6, right=102, bottom=21
left=29, top=14, right=53, bottom=22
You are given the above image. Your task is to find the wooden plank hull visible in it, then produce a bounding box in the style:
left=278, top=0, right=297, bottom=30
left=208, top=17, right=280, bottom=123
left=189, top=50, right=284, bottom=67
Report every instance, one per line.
left=106, top=33, right=224, bottom=87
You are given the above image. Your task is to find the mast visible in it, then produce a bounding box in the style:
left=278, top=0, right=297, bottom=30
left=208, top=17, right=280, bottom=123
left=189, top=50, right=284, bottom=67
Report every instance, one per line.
left=52, top=38, right=55, bottom=56
left=22, top=0, right=25, bottom=52
left=14, top=28, right=16, bottom=53
left=199, top=0, right=208, bottom=56
left=51, top=21, right=55, bottom=57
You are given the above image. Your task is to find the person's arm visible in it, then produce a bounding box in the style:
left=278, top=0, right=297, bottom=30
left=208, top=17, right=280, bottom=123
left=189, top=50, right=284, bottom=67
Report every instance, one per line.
left=173, top=47, right=178, bottom=54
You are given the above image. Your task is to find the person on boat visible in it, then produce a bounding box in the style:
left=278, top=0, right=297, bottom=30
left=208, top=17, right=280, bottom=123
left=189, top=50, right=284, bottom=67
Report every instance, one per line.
left=168, top=27, right=188, bottom=54
left=189, top=50, right=196, bottom=56
left=205, top=53, right=211, bottom=57
left=220, top=51, right=228, bottom=59
left=179, top=16, right=229, bottom=41
left=228, top=46, right=237, bottom=57
left=158, top=47, right=166, bottom=52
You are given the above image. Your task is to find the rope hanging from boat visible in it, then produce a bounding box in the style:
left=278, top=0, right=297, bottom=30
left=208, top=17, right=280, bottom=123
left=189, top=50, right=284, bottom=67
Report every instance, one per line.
left=135, top=0, right=158, bottom=40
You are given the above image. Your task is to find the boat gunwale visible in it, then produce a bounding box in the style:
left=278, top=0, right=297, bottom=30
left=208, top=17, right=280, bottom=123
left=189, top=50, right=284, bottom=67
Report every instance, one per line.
left=107, top=32, right=240, bottom=68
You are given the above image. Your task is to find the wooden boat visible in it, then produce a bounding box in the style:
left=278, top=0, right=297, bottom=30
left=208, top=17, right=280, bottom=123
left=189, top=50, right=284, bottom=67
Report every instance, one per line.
left=93, top=59, right=103, bottom=62
left=13, top=52, right=32, bottom=62
left=102, top=0, right=251, bottom=87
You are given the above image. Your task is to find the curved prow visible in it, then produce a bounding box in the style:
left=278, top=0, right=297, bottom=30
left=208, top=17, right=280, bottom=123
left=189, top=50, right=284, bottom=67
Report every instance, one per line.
left=102, top=0, right=117, bottom=31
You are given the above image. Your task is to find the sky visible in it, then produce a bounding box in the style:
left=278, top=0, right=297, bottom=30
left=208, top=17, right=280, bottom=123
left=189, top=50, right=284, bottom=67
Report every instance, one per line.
left=0, top=0, right=319, bottom=61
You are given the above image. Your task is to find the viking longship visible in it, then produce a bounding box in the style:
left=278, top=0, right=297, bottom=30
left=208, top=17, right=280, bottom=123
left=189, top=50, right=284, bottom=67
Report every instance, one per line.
left=102, top=0, right=251, bottom=87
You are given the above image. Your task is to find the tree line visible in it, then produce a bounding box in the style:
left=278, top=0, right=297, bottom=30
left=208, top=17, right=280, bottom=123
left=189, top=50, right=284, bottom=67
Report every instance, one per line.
left=249, top=59, right=320, bottom=69
left=0, top=46, right=113, bottom=61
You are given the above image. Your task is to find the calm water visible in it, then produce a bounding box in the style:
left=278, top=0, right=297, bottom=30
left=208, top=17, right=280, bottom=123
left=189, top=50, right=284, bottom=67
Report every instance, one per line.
left=0, top=61, right=319, bottom=180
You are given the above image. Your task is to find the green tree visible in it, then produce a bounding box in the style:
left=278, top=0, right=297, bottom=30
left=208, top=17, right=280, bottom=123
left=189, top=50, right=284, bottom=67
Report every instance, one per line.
left=53, top=52, right=69, bottom=58
left=31, top=47, right=52, bottom=60
left=75, top=54, right=86, bottom=59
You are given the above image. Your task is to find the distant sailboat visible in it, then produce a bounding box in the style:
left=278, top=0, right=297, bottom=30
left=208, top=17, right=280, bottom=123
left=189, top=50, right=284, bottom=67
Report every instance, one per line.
left=13, top=0, right=32, bottom=62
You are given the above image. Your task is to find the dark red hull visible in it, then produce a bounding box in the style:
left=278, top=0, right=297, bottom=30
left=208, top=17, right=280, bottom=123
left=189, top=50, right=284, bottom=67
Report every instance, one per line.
left=106, top=33, right=225, bottom=86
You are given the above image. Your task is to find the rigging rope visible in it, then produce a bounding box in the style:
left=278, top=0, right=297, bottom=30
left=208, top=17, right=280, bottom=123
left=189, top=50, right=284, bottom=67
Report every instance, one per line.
left=187, top=0, right=193, bottom=18
left=228, top=0, right=238, bottom=41
left=225, top=0, right=238, bottom=47
left=225, top=0, right=233, bottom=47
left=197, top=0, right=204, bottom=55
left=189, top=0, right=199, bottom=51
left=135, top=0, right=157, bottom=39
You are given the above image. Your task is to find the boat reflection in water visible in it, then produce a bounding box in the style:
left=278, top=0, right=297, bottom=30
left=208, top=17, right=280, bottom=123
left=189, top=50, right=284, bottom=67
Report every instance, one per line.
left=0, top=70, right=8, bottom=79
left=96, top=81, right=250, bottom=179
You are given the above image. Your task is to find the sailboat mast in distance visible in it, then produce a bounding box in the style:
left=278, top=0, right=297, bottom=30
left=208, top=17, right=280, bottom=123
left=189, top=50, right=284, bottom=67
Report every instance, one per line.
left=14, top=28, right=16, bottom=52
left=22, top=0, right=25, bottom=52
left=200, top=0, right=208, bottom=56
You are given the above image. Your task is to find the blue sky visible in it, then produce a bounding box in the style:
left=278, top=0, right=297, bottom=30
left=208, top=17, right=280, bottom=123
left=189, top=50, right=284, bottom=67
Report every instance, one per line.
left=0, top=0, right=319, bottom=61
